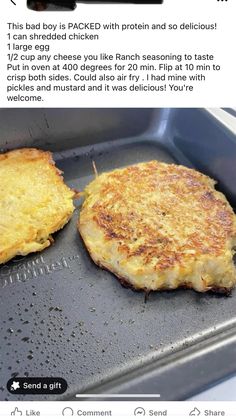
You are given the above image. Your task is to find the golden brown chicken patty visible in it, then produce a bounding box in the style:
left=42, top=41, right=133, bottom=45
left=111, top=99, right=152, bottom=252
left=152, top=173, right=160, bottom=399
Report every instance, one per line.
left=78, top=161, right=236, bottom=294
left=0, top=148, right=76, bottom=264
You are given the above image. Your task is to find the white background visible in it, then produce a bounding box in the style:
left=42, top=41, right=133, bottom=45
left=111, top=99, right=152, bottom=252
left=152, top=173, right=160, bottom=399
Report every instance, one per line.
left=0, top=0, right=235, bottom=107
left=0, top=401, right=236, bottom=418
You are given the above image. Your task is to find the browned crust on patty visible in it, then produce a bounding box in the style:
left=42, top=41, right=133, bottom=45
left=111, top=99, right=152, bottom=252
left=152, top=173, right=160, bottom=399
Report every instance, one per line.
left=78, top=161, right=236, bottom=294
left=90, top=162, right=235, bottom=269
left=78, top=223, right=233, bottom=296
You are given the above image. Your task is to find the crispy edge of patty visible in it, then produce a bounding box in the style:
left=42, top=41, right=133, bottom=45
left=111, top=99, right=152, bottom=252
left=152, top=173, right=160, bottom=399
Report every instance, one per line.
left=79, top=224, right=235, bottom=295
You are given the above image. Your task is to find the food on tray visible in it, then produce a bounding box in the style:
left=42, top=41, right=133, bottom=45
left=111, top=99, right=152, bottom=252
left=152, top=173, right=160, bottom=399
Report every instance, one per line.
left=0, top=148, right=76, bottom=264
left=78, top=160, right=236, bottom=294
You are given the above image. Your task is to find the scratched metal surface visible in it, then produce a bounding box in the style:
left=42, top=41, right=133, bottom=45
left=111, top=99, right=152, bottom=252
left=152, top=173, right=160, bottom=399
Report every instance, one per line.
left=0, top=108, right=236, bottom=401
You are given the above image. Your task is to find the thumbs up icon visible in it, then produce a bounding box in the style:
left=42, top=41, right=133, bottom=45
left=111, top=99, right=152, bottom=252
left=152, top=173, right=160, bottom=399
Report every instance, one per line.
left=11, top=407, right=23, bottom=416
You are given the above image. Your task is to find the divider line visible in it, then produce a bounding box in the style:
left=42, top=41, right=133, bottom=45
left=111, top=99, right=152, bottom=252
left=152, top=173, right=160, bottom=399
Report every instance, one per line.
left=76, top=394, right=161, bottom=398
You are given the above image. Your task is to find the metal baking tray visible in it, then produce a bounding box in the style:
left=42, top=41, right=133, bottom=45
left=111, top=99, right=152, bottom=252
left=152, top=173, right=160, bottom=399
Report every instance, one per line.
left=0, top=108, right=236, bottom=401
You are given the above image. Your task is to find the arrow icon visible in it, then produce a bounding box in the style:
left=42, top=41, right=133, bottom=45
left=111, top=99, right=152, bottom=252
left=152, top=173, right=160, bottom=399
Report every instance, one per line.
left=189, top=407, right=201, bottom=416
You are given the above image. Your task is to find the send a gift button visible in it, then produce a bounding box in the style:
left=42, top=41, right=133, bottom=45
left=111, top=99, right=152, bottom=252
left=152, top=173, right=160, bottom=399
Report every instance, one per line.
left=7, top=377, right=67, bottom=394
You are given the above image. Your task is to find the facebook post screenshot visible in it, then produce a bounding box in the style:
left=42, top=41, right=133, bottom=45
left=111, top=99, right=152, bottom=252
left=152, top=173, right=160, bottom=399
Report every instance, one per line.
left=0, top=0, right=236, bottom=417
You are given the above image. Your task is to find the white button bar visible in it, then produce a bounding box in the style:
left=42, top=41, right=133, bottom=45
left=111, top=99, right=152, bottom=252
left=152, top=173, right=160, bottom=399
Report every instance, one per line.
left=0, top=401, right=236, bottom=418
